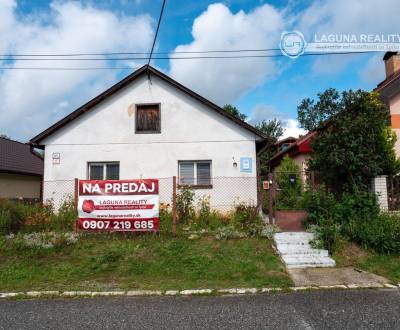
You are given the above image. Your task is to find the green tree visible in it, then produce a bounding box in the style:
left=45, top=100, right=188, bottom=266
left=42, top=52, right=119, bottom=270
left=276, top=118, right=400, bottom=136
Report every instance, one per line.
left=297, top=89, right=400, bottom=190
left=223, top=104, right=247, bottom=121
left=255, top=119, right=283, bottom=141
left=255, top=119, right=284, bottom=176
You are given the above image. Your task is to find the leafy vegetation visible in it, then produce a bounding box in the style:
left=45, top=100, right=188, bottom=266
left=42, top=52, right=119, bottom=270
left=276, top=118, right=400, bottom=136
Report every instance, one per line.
left=0, top=198, right=76, bottom=234
left=303, top=187, right=400, bottom=254
left=222, top=104, right=247, bottom=121
left=274, top=155, right=303, bottom=210
left=298, top=89, right=400, bottom=190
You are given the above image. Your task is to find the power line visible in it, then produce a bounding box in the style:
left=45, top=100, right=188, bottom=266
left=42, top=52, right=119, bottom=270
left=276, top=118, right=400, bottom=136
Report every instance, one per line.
left=0, top=51, right=379, bottom=70
left=0, top=50, right=376, bottom=62
left=148, top=0, right=166, bottom=65
left=0, top=48, right=282, bottom=57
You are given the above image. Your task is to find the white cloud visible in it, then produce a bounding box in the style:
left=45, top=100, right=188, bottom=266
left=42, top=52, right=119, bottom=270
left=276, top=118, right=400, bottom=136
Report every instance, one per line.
left=169, top=3, right=284, bottom=105
left=0, top=1, right=154, bottom=141
left=359, top=53, right=386, bottom=84
left=248, top=104, right=306, bottom=139
left=282, top=119, right=307, bottom=139
left=295, top=0, right=400, bottom=76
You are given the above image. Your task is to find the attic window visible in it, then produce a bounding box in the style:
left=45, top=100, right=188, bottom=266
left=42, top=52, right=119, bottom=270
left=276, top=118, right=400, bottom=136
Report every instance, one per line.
left=135, top=104, right=161, bottom=133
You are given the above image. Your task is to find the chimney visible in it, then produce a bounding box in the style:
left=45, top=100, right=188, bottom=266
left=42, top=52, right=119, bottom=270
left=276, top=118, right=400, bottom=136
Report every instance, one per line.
left=383, top=52, right=400, bottom=78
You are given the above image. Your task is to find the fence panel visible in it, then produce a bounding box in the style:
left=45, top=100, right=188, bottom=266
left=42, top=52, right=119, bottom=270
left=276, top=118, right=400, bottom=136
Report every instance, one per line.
left=42, top=176, right=259, bottom=214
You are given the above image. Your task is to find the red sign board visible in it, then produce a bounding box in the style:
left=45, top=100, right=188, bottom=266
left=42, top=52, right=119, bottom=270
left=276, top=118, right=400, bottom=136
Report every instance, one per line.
left=77, top=179, right=159, bottom=231
left=262, top=180, right=270, bottom=190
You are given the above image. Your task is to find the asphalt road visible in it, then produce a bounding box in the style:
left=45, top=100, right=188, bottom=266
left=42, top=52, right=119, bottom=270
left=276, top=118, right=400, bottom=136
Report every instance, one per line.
left=0, top=289, right=399, bottom=329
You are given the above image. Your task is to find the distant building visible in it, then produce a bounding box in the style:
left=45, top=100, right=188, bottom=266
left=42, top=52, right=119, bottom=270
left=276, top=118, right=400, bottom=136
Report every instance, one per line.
left=376, top=52, right=400, bottom=156
left=269, top=132, right=315, bottom=183
left=0, top=137, right=43, bottom=201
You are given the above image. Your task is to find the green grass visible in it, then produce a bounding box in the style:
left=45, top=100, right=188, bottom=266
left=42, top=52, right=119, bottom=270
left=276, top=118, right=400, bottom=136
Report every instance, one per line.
left=0, top=234, right=292, bottom=291
left=333, top=240, right=400, bottom=284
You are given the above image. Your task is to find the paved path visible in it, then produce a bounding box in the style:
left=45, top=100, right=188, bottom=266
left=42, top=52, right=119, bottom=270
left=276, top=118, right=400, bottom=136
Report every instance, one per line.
left=0, top=289, right=399, bottom=329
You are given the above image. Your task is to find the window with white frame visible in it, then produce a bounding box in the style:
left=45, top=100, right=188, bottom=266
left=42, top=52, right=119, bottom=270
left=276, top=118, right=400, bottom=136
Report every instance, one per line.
left=88, top=162, right=120, bottom=180
left=178, top=160, right=212, bottom=186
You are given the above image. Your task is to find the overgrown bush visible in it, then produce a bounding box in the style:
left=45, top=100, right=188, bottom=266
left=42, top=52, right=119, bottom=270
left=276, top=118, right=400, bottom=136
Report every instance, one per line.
left=0, top=200, right=27, bottom=234
left=232, top=203, right=264, bottom=236
left=176, top=186, right=195, bottom=223
left=303, top=186, right=400, bottom=254
left=48, top=197, right=77, bottom=232
left=197, top=195, right=211, bottom=224
left=346, top=213, right=400, bottom=254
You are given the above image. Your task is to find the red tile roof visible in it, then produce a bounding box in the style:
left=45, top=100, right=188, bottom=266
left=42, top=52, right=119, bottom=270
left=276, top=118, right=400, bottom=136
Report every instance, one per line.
left=0, top=137, right=43, bottom=176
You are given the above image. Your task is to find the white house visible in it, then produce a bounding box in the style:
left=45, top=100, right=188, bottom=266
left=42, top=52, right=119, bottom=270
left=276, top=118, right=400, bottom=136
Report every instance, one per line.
left=30, top=65, right=267, bottom=211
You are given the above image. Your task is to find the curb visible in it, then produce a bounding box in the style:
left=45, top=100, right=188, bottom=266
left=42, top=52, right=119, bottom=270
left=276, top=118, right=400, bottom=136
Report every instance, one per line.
left=0, top=283, right=398, bottom=299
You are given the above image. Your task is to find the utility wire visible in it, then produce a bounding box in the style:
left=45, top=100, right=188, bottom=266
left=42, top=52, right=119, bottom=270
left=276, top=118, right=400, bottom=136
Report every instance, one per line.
left=148, top=0, right=166, bottom=65
left=0, top=51, right=379, bottom=70
left=0, top=51, right=376, bottom=62
left=0, top=48, right=282, bottom=57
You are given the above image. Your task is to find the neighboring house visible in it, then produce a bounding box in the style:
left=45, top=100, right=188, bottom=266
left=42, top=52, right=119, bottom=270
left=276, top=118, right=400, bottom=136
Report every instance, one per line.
left=30, top=65, right=267, bottom=210
left=272, top=136, right=297, bottom=155
left=269, top=132, right=315, bottom=183
left=376, top=52, right=400, bottom=156
left=0, top=137, right=43, bottom=200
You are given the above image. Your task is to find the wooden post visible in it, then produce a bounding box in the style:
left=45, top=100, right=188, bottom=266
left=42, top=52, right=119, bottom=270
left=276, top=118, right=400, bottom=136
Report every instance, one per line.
left=172, top=176, right=177, bottom=237
left=74, top=178, right=79, bottom=232
left=268, top=173, right=274, bottom=224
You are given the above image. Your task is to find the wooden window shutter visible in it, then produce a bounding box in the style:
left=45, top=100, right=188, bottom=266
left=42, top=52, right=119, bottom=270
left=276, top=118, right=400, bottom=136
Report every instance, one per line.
left=136, top=104, right=160, bottom=133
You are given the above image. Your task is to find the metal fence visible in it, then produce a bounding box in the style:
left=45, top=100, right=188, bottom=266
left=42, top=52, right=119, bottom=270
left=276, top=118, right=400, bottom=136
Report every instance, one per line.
left=42, top=176, right=259, bottom=213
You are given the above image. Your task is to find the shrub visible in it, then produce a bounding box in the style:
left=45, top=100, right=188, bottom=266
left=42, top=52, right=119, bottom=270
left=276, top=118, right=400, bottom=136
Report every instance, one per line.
left=0, top=200, right=24, bottom=234
left=176, top=186, right=195, bottom=223
left=48, top=197, right=77, bottom=232
left=347, top=213, right=400, bottom=254
left=197, top=195, right=211, bottom=224
left=303, top=186, right=400, bottom=254
left=274, top=155, right=303, bottom=210
left=232, top=203, right=263, bottom=236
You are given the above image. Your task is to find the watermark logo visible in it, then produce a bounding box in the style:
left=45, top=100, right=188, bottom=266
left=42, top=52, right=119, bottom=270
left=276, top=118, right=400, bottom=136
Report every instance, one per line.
left=280, top=31, right=400, bottom=59
left=280, top=31, right=306, bottom=58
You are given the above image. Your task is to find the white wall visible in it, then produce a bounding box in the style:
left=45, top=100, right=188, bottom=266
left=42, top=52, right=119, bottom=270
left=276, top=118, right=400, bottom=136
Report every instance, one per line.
left=42, top=74, right=259, bottom=210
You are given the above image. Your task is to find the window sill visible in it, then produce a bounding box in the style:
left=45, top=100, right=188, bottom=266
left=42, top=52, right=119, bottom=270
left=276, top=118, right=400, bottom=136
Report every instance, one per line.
left=177, top=184, right=213, bottom=190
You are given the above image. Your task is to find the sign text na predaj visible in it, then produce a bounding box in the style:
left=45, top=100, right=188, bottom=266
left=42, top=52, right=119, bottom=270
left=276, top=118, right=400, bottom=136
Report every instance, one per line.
left=77, top=179, right=159, bottom=231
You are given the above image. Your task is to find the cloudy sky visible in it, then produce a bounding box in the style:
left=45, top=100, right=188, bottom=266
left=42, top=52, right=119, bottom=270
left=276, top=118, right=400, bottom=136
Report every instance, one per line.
left=0, top=0, right=398, bottom=141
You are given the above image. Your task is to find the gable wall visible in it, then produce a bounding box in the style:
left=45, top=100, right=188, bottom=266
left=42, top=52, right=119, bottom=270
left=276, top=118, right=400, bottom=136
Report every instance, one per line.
left=41, top=74, right=259, bottom=209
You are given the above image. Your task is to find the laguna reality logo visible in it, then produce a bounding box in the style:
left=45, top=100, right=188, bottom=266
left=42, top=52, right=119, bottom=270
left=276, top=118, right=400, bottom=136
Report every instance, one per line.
left=280, top=31, right=306, bottom=59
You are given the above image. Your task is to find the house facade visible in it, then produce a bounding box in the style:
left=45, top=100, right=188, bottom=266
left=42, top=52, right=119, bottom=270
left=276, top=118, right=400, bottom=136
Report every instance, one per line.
left=0, top=137, right=43, bottom=201
left=269, top=132, right=315, bottom=185
left=376, top=52, right=400, bottom=156
left=31, top=65, right=266, bottom=210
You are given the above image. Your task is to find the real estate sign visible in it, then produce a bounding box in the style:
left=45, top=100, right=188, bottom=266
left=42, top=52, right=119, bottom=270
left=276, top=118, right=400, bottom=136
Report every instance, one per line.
left=77, top=179, right=159, bottom=231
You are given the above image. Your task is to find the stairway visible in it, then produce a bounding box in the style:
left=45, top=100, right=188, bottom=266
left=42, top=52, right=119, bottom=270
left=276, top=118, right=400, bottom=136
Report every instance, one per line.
left=273, top=232, right=336, bottom=269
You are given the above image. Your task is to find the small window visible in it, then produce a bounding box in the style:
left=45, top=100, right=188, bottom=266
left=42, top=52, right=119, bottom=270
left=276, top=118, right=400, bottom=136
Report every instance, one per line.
left=136, top=104, right=161, bottom=133
left=88, top=162, right=120, bottom=180
left=178, top=161, right=212, bottom=186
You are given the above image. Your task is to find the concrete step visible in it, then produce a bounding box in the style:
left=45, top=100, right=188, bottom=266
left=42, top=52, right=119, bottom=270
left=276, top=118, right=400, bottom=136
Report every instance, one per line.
left=282, top=255, right=336, bottom=269
left=274, top=232, right=315, bottom=245
left=276, top=245, right=329, bottom=257
left=273, top=232, right=336, bottom=269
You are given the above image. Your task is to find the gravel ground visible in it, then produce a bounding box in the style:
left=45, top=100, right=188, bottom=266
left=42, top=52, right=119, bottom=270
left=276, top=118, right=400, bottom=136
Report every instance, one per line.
left=0, top=288, right=399, bottom=329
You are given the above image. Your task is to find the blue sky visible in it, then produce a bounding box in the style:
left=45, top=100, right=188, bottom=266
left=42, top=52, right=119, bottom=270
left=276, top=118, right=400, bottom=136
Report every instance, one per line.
left=0, top=0, right=396, bottom=140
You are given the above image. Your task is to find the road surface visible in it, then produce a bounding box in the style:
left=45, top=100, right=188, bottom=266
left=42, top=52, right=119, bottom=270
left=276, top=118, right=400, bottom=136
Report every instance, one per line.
left=0, top=289, right=399, bottom=329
